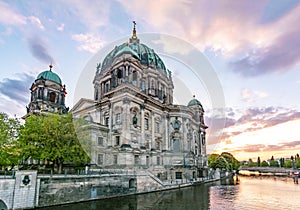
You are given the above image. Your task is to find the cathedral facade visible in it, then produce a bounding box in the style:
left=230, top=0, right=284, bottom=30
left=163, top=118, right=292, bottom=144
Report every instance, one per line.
left=72, top=25, right=208, bottom=180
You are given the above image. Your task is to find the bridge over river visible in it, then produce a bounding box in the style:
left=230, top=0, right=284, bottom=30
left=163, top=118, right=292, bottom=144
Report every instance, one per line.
left=238, top=167, right=298, bottom=176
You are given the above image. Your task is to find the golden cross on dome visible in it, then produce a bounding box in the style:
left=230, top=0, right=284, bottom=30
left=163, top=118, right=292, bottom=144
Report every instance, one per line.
left=132, top=21, right=137, bottom=38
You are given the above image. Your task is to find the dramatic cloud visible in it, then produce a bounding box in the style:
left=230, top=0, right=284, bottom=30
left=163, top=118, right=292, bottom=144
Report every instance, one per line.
left=231, top=29, right=300, bottom=76
left=0, top=73, right=34, bottom=104
left=118, top=0, right=300, bottom=76
left=71, top=33, right=106, bottom=53
left=234, top=140, right=300, bottom=153
left=206, top=106, right=300, bottom=145
left=27, top=36, right=54, bottom=64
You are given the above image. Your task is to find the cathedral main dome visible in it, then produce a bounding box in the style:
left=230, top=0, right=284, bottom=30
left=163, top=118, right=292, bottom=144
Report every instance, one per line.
left=93, top=22, right=174, bottom=105
left=100, top=24, right=167, bottom=77
left=101, top=42, right=167, bottom=76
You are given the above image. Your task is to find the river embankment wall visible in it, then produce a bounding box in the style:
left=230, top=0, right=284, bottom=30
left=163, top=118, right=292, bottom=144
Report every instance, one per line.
left=0, top=169, right=223, bottom=210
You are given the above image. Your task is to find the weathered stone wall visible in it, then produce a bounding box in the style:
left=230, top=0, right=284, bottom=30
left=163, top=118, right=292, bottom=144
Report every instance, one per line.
left=38, top=174, right=138, bottom=207
left=0, top=178, right=15, bottom=210
left=0, top=171, right=37, bottom=210
left=0, top=170, right=176, bottom=209
left=136, top=174, right=164, bottom=193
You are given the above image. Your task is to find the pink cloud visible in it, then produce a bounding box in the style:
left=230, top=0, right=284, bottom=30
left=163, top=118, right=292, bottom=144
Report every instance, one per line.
left=118, top=0, right=300, bottom=76
left=206, top=107, right=300, bottom=145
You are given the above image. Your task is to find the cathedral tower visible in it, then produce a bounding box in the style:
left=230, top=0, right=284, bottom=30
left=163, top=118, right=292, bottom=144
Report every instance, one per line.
left=25, top=65, right=68, bottom=116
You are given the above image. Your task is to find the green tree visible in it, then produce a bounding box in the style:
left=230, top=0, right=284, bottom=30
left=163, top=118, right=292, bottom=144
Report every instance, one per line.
left=248, top=158, right=256, bottom=167
left=285, top=160, right=292, bottom=168
left=261, top=160, right=269, bottom=167
left=296, top=158, right=300, bottom=169
left=269, top=160, right=279, bottom=167
left=257, top=156, right=261, bottom=167
left=208, top=154, right=220, bottom=169
left=221, top=152, right=240, bottom=170
left=19, top=113, right=90, bottom=173
left=214, top=156, right=228, bottom=170
left=208, top=152, right=240, bottom=171
left=0, top=113, right=21, bottom=168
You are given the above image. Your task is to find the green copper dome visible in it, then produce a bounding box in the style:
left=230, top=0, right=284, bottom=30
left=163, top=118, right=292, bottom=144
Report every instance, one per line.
left=188, top=98, right=203, bottom=107
left=101, top=41, right=167, bottom=76
left=37, top=70, right=62, bottom=85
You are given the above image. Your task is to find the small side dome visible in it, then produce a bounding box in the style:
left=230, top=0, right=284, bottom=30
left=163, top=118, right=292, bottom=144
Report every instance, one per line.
left=188, top=97, right=203, bottom=107
left=36, top=65, right=62, bottom=85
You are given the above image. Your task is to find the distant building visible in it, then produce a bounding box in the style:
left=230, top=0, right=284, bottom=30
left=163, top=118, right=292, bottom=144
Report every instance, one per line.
left=72, top=24, right=209, bottom=180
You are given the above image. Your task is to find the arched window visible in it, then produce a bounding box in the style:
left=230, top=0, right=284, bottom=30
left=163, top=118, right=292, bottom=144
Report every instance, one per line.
left=144, top=113, right=149, bottom=130
left=0, top=200, right=7, bottom=210
left=201, top=132, right=206, bottom=145
left=151, top=80, right=155, bottom=89
left=132, top=71, right=137, bottom=86
left=141, top=79, right=146, bottom=93
left=117, top=69, right=124, bottom=85
left=129, top=178, right=136, bottom=188
left=173, top=139, right=180, bottom=152
left=117, top=69, right=123, bottom=78
left=95, top=88, right=98, bottom=100
left=38, top=88, right=43, bottom=99
left=49, top=92, right=56, bottom=102
left=105, top=83, right=109, bottom=92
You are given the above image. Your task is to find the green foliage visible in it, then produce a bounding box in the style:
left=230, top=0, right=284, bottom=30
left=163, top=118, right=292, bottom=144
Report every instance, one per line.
left=0, top=113, right=21, bottom=167
left=269, top=160, right=279, bottom=167
left=19, top=113, right=90, bottom=173
left=296, top=158, right=300, bottom=168
left=261, top=160, right=269, bottom=167
left=214, top=156, right=228, bottom=170
left=208, top=152, right=240, bottom=171
left=285, top=160, right=292, bottom=168
left=208, top=154, right=219, bottom=169
left=248, top=161, right=257, bottom=167
left=257, top=157, right=261, bottom=167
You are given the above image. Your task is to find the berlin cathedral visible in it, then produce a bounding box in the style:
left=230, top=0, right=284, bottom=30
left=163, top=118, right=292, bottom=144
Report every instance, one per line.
left=27, top=24, right=208, bottom=181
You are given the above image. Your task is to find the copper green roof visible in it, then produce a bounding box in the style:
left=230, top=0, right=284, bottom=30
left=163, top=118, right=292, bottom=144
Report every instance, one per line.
left=188, top=98, right=203, bottom=107
left=115, top=45, right=139, bottom=59
left=37, top=70, right=62, bottom=85
left=101, top=41, right=167, bottom=76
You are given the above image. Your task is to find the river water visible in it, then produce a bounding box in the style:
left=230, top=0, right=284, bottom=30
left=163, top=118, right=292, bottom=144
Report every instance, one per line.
left=40, top=176, right=300, bottom=210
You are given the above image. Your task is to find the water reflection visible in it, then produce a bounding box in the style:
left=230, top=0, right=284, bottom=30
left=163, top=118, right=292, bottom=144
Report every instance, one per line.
left=39, top=176, right=299, bottom=210
left=209, top=176, right=299, bottom=210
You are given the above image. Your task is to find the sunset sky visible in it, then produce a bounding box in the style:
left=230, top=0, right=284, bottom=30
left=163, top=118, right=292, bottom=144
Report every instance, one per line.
left=1, top=0, right=300, bottom=161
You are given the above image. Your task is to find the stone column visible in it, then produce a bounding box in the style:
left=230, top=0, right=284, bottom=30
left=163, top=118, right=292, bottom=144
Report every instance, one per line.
left=123, top=97, right=131, bottom=143
left=164, top=112, right=169, bottom=150
left=109, top=102, right=113, bottom=146
left=141, top=107, right=145, bottom=145
left=151, top=113, right=155, bottom=150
